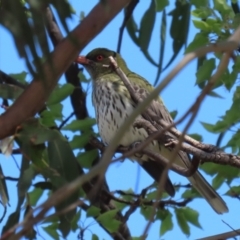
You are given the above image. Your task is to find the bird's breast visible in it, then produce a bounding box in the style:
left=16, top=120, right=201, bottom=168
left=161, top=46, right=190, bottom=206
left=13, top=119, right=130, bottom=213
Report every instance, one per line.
left=92, top=82, right=149, bottom=147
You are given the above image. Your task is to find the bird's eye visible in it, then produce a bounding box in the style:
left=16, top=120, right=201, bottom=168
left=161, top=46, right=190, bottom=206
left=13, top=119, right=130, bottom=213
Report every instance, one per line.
left=96, top=55, right=104, bottom=61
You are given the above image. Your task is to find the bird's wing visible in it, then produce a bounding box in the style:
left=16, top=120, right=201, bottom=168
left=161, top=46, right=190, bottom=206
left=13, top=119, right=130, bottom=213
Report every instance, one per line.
left=127, top=72, right=174, bottom=125
left=127, top=72, right=192, bottom=168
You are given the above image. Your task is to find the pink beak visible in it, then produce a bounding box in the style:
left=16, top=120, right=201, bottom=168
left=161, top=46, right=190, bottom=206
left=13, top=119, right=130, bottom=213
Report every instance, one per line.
left=75, top=56, right=90, bottom=65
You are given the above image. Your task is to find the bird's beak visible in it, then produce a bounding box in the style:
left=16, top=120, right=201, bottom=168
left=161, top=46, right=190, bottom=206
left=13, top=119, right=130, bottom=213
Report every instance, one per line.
left=75, top=56, right=90, bottom=65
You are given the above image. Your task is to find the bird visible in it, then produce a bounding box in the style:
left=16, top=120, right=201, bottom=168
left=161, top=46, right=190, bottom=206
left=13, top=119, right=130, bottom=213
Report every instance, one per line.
left=75, top=48, right=228, bottom=214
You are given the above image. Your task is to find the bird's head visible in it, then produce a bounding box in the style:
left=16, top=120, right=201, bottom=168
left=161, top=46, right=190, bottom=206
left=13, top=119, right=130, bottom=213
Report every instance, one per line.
left=75, top=48, right=130, bottom=79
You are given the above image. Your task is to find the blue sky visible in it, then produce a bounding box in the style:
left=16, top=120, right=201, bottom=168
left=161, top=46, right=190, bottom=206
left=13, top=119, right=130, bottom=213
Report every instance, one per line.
left=0, top=1, right=239, bottom=239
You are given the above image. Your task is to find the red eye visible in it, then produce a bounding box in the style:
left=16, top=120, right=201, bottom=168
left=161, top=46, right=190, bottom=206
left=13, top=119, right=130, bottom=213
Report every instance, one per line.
left=96, top=55, right=104, bottom=61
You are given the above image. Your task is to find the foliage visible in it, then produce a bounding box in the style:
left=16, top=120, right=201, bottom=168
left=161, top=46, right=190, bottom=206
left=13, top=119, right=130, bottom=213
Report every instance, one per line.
left=0, top=0, right=240, bottom=239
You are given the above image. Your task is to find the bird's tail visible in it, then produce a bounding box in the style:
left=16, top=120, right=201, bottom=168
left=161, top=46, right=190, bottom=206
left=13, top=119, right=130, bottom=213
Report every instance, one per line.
left=188, top=171, right=228, bottom=214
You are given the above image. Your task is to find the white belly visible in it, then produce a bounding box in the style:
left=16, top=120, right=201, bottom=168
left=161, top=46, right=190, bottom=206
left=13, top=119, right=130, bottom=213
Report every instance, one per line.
left=92, top=81, right=149, bottom=145
left=96, top=94, right=147, bottom=146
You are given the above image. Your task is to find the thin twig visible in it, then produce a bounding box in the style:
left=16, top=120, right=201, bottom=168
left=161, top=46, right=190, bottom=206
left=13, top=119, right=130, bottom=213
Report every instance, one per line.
left=0, top=205, right=7, bottom=223
left=0, top=174, right=19, bottom=181
left=58, top=112, right=75, bottom=130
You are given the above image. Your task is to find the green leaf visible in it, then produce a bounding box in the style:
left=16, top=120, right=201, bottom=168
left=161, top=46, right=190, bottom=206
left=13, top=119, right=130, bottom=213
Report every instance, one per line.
left=155, top=0, right=169, bottom=12
left=141, top=206, right=154, bottom=220
left=139, top=0, right=156, bottom=51
left=113, top=200, right=127, bottom=211
left=121, top=188, right=135, bottom=202
left=47, top=138, right=80, bottom=185
left=213, top=0, right=234, bottom=16
left=201, top=121, right=224, bottom=133
left=47, top=138, right=80, bottom=237
left=181, top=207, right=202, bottom=229
left=71, top=210, right=81, bottom=231
left=47, top=83, right=74, bottom=105
left=215, top=68, right=230, bottom=89
left=226, top=130, right=240, bottom=154
left=207, top=91, right=223, bottom=99
left=40, top=110, right=56, bottom=127
left=201, top=96, right=240, bottom=134
left=77, top=149, right=98, bottom=169
left=160, top=212, right=173, bottom=236
left=2, top=156, right=33, bottom=234
left=170, top=110, right=178, bottom=120
left=2, top=212, right=20, bottom=235
left=157, top=210, right=173, bottom=236
left=92, top=234, right=99, bottom=240
left=188, top=133, right=203, bottom=142
left=154, top=9, right=166, bottom=85
left=200, top=162, right=219, bottom=176
left=212, top=174, right=224, bottom=189
left=175, top=208, right=190, bottom=236
left=28, top=187, right=44, bottom=206
left=196, top=58, right=215, bottom=85
left=232, top=13, right=240, bottom=29
left=87, top=206, right=101, bottom=217
left=163, top=1, right=190, bottom=69
left=0, top=84, right=24, bottom=99
left=191, top=8, right=212, bottom=18
left=141, top=49, right=158, bottom=66
left=216, top=165, right=238, bottom=184
left=225, top=69, right=237, bottom=91
left=18, top=119, right=61, bottom=145
left=48, top=103, right=63, bottom=120
left=146, top=190, right=158, bottom=200
left=226, top=57, right=240, bottom=90
left=185, top=33, right=209, bottom=53
left=225, top=186, right=240, bottom=196
left=9, top=71, right=28, bottom=83
left=70, top=133, right=91, bottom=150
left=78, top=71, right=90, bottom=83
left=63, top=118, right=96, bottom=132
left=181, top=188, right=200, bottom=199
left=18, top=159, right=35, bottom=201
left=20, top=143, right=46, bottom=169
left=126, top=16, right=139, bottom=46
left=193, top=20, right=211, bottom=31
left=43, top=223, right=60, bottom=240
left=190, top=0, right=209, bottom=8
left=205, top=18, right=222, bottom=34
left=97, top=209, right=121, bottom=233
